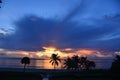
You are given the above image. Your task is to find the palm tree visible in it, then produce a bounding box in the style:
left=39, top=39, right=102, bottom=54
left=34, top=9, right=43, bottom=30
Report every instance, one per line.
left=79, top=57, right=96, bottom=70
left=79, top=57, right=87, bottom=69
left=21, top=57, right=30, bottom=72
left=111, top=55, right=120, bottom=72
left=63, top=57, right=73, bottom=69
left=63, top=56, right=96, bottom=70
left=85, top=60, right=96, bottom=70
left=49, top=53, right=61, bottom=69
left=72, top=55, right=80, bottom=69
left=64, top=55, right=80, bottom=70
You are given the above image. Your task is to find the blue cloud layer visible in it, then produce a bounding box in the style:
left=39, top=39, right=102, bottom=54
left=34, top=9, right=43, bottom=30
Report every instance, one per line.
left=0, top=14, right=120, bottom=51
left=0, top=0, right=120, bottom=51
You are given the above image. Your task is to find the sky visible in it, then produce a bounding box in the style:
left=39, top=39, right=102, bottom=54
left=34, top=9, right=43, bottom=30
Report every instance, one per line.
left=0, top=0, right=120, bottom=58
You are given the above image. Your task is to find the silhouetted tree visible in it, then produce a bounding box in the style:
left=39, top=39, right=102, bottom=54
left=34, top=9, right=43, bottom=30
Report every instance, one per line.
left=63, top=55, right=79, bottom=69
left=21, top=57, right=30, bottom=72
left=49, top=53, right=61, bottom=69
left=63, top=57, right=74, bottom=69
left=84, top=60, right=96, bottom=70
left=72, top=55, right=80, bottom=69
left=63, top=55, right=80, bottom=70
left=64, top=55, right=96, bottom=70
left=111, top=55, right=120, bottom=72
left=79, top=57, right=87, bottom=69
left=80, top=57, right=95, bottom=70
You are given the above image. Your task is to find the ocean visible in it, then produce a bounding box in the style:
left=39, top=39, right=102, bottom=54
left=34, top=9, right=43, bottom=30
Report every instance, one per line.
left=0, top=58, right=113, bottom=69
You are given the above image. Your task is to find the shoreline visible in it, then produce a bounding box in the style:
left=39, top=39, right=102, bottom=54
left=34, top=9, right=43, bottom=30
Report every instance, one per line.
left=0, top=67, right=109, bottom=72
left=0, top=68, right=116, bottom=80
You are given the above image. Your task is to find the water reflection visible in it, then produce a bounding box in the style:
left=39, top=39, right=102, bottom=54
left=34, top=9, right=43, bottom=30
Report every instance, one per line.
left=0, top=58, right=112, bottom=69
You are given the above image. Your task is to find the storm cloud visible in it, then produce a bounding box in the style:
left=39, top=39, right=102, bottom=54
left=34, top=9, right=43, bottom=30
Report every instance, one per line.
left=0, top=0, right=120, bottom=51
left=0, top=14, right=120, bottom=51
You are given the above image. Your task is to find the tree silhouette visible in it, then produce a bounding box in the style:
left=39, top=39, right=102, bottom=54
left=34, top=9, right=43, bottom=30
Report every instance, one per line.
left=111, top=55, right=120, bottom=72
left=64, top=55, right=80, bottom=70
left=64, top=55, right=95, bottom=70
left=21, top=57, right=30, bottom=72
left=84, top=60, right=96, bottom=70
left=49, top=53, right=61, bottom=69
left=79, top=57, right=87, bottom=69
left=64, top=55, right=81, bottom=70
left=79, top=57, right=95, bottom=70
left=63, top=57, right=74, bottom=69
left=72, top=55, right=80, bottom=69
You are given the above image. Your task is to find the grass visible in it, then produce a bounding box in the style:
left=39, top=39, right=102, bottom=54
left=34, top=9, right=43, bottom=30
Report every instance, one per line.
left=48, top=69, right=111, bottom=80
left=0, top=69, right=119, bottom=80
left=0, top=71, right=42, bottom=80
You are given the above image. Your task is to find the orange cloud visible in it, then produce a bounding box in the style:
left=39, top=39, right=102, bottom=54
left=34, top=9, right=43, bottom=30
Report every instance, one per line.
left=64, top=48, right=73, bottom=51
left=77, top=49, right=93, bottom=55
left=0, top=47, right=113, bottom=59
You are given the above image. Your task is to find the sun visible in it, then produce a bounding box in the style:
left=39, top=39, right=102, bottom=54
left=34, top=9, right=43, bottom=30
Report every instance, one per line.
left=34, top=46, right=60, bottom=58
left=41, top=46, right=67, bottom=58
left=35, top=46, right=103, bottom=59
left=42, top=46, right=57, bottom=53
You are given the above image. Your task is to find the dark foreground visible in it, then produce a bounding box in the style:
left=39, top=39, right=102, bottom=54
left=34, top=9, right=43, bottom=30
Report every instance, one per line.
left=0, top=69, right=120, bottom=80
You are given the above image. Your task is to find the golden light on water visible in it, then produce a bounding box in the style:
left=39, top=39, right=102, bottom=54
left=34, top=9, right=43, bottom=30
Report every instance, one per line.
left=0, top=47, right=113, bottom=69
left=43, top=60, right=61, bottom=69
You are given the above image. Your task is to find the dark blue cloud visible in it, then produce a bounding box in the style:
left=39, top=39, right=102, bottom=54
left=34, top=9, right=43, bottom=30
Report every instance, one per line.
left=1, top=0, right=120, bottom=51
left=0, top=14, right=120, bottom=51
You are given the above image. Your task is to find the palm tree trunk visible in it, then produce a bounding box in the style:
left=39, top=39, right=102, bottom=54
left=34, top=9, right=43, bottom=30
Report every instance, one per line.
left=54, top=63, right=55, bottom=69
left=23, top=64, right=26, bottom=72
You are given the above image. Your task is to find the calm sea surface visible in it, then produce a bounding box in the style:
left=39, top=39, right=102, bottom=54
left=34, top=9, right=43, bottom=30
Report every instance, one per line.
left=0, top=58, right=113, bottom=69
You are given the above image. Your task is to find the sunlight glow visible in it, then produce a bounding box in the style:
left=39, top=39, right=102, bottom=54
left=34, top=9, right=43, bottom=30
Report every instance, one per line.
left=0, top=47, right=113, bottom=59
left=42, top=46, right=57, bottom=53
left=41, top=46, right=68, bottom=58
left=64, top=48, right=73, bottom=51
left=77, top=49, right=96, bottom=55
left=115, top=52, right=120, bottom=55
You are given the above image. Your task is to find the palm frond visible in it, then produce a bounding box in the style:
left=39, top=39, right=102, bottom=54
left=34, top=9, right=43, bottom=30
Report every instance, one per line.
left=55, top=61, right=58, bottom=66
left=52, top=62, right=54, bottom=65
left=58, top=59, right=61, bottom=62
left=49, top=60, right=53, bottom=63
